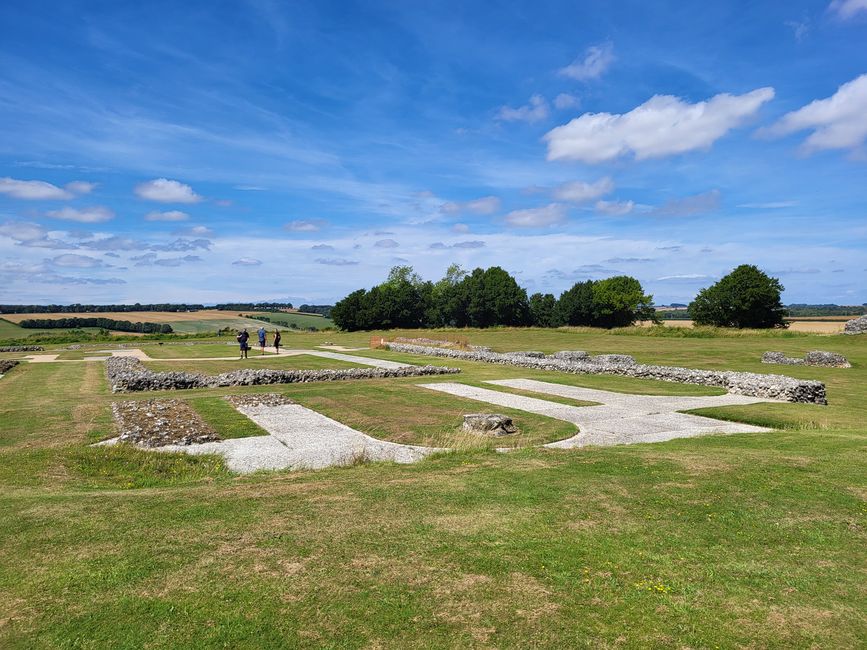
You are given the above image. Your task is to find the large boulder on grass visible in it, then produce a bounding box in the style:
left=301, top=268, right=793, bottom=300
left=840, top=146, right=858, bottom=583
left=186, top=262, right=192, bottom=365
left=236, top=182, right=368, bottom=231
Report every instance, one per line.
left=844, top=315, right=867, bottom=335
left=462, top=414, right=517, bottom=436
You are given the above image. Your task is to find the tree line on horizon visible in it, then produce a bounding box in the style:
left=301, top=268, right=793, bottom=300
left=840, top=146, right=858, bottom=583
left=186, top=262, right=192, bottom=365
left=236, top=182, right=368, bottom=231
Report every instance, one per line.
left=331, top=264, right=657, bottom=331
left=332, top=264, right=792, bottom=331
left=18, top=317, right=173, bottom=334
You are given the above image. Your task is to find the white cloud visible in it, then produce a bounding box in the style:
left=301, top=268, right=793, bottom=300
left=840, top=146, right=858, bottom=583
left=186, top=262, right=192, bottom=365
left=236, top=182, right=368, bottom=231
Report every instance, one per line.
left=134, top=178, right=202, bottom=203
left=452, top=223, right=470, bottom=233
left=50, top=253, right=104, bottom=268
left=145, top=210, right=189, bottom=222
left=173, top=225, right=213, bottom=236
left=0, top=177, right=72, bottom=200
left=285, top=219, right=325, bottom=232
left=829, top=0, right=867, bottom=19
left=232, top=258, right=263, bottom=266
left=595, top=199, right=635, bottom=216
left=657, top=273, right=712, bottom=281
left=45, top=206, right=115, bottom=223
left=785, top=19, right=810, bottom=42
left=759, top=74, right=867, bottom=154
left=374, top=239, right=399, bottom=248
left=545, top=87, right=775, bottom=163
left=558, top=43, right=614, bottom=81
left=440, top=196, right=501, bottom=215
left=654, top=190, right=721, bottom=217
left=0, top=220, right=50, bottom=242
left=504, top=203, right=567, bottom=227
left=316, top=257, right=359, bottom=266
left=554, top=93, right=581, bottom=110
left=553, top=177, right=614, bottom=202
left=496, top=95, right=549, bottom=123
left=737, top=201, right=798, bottom=209
left=65, top=181, right=96, bottom=194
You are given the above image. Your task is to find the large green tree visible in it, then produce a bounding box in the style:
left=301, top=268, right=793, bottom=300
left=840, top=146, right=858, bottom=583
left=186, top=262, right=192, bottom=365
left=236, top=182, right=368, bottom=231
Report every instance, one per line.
left=592, top=275, right=655, bottom=328
left=689, top=265, right=787, bottom=328
left=557, top=280, right=596, bottom=326
left=529, top=293, right=560, bottom=327
left=463, top=267, right=531, bottom=328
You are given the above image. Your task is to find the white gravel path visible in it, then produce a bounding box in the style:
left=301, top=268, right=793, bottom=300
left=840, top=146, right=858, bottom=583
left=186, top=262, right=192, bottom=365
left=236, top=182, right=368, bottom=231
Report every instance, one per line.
left=103, top=402, right=443, bottom=473
left=418, top=379, right=775, bottom=448
left=23, top=347, right=408, bottom=368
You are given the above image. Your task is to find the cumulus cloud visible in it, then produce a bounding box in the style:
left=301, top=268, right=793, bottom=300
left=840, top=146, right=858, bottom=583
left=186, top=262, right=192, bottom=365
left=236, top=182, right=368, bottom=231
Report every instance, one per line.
left=452, top=223, right=470, bottom=233
left=429, top=241, right=485, bottom=250
left=132, top=253, right=202, bottom=267
left=595, top=199, right=635, bottom=216
left=496, top=95, right=549, bottom=123
left=829, top=0, right=867, bottom=19
left=50, top=254, right=104, bottom=268
left=45, top=206, right=115, bottom=223
left=0, top=177, right=72, bottom=200
left=155, top=255, right=202, bottom=267
left=554, top=93, right=581, bottom=110
left=504, top=203, right=567, bottom=227
left=285, top=219, right=325, bottom=232
left=0, top=221, right=59, bottom=247
left=654, top=190, right=721, bottom=216
left=441, top=196, right=501, bottom=215
left=80, top=236, right=140, bottom=251
left=232, top=258, right=262, bottom=266
left=65, top=181, right=96, bottom=195
left=316, top=258, right=359, bottom=266
left=374, top=239, right=399, bottom=248
left=134, top=178, right=202, bottom=203
left=149, top=238, right=212, bottom=252
left=657, top=273, right=712, bottom=281
left=145, top=210, right=189, bottom=222
left=606, top=257, right=654, bottom=263
left=311, top=244, right=334, bottom=251
left=759, top=74, right=867, bottom=154
left=173, top=225, right=214, bottom=237
left=558, top=42, right=615, bottom=81
left=545, top=87, right=774, bottom=162
left=553, top=177, right=614, bottom=202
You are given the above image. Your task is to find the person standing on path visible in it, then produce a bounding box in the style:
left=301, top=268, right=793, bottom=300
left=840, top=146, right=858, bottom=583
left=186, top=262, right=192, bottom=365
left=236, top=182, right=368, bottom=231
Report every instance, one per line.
left=237, top=329, right=249, bottom=359
left=273, top=329, right=281, bottom=354
left=258, top=325, right=267, bottom=354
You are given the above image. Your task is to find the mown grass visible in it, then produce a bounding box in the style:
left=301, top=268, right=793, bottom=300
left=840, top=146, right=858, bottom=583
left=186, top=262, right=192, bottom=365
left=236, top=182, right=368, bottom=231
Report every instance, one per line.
left=143, top=354, right=363, bottom=374
left=0, top=326, right=864, bottom=647
left=187, top=396, right=271, bottom=440
left=141, top=342, right=276, bottom=358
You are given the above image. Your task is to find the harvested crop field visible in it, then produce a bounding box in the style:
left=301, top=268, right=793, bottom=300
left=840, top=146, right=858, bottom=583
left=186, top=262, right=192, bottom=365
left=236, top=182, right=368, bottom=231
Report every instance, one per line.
left=653, top=319, right=846, bottom=333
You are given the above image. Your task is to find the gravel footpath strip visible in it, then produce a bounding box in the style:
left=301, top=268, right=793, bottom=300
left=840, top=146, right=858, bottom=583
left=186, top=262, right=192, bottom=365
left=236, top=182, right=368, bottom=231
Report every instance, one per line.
left=149, top=402, right=443, bottom=473
left=419, top=381, right=772, bottom=449
left=390, top=343, right=827, bottom=404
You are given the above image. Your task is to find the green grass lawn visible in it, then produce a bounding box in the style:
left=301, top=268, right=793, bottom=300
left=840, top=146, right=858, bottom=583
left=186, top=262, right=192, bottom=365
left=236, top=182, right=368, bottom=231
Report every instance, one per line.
left=143, top=354, right=364, bottom=374
left=0, top=326, right=865, bottom=647
left=140, top=342, right=277, bottom=359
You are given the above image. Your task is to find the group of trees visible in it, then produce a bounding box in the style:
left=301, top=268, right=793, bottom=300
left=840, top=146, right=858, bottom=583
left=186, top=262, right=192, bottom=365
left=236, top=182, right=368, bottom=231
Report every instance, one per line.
left=19, top=317, right=173, bottom=334
left=0, top=303, right=204, bottom=314
left=297, top=304, right=334, bottom=317
left=689, top=265, right=787, bottom=328
left=331, top=265, right=656, bottom=331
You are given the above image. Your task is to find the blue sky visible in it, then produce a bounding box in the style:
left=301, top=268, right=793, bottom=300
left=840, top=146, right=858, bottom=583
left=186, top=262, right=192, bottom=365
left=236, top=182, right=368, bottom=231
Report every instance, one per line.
left=1, top=0, right=866, bottom=305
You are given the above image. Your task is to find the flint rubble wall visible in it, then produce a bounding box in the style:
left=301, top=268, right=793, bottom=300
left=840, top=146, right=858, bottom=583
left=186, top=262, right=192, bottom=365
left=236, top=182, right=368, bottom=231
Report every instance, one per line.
left=387, top=343, right=827, bottom=405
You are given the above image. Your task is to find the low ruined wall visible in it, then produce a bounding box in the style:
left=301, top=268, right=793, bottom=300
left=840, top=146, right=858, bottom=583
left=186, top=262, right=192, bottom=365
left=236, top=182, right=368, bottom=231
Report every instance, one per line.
left=386, top=343, right=827, bottom=405
left=0, top=360, right=19, bottom=374
left=0, top=346, right=44, bottom=352
left=763, top=351, right=850, bottom=368
left=106, top=357, right=460, bottom=393
left=844, top=315, right=867, bottom=335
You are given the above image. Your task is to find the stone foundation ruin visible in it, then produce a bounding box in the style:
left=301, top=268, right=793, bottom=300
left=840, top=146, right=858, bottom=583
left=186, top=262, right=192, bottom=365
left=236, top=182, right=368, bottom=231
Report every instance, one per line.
left=762, top=350, right=851, bottom=368
left=105, top=356, right=460, bottom=393
left=386, top=343, right=827, bottom=405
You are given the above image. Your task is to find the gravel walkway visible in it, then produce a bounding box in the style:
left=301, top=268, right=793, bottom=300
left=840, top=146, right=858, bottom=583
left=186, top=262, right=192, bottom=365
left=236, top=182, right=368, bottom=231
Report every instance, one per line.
left=418, top=379, right=775, bottom=448
left=130, top=402, right=443, bottom=473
